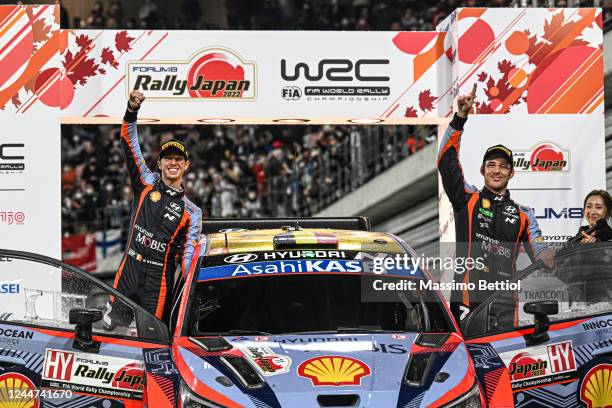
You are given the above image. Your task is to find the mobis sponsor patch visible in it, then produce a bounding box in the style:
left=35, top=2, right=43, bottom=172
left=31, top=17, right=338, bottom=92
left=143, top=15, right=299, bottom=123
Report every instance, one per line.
left=500, top=340, right=577, bottom=390
left=127, top=47, right=256, bottom=100
left=42, top=349, right=144, bottom=400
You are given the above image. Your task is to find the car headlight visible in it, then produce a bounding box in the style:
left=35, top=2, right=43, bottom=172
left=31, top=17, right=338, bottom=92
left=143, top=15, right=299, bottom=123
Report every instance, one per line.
left=179, top=380, right=227, bottom=408
left=442, top=381, right=482, bottom=408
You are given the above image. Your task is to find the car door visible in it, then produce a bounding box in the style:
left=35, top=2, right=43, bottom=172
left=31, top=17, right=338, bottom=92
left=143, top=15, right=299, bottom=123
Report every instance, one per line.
left=0, top=249, right=177, bottom=408
left=462, top=242, right=612, bottom=407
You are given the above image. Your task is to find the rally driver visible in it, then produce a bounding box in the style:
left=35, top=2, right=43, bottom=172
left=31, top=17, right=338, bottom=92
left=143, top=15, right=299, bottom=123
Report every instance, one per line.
left=104, top=90, right=202, bottom=328
left=438, top=84, right=554, bottom=325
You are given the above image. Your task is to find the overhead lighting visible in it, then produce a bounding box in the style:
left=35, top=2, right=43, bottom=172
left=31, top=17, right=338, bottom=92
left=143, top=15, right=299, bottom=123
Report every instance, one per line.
left=197, top=118, right=235, bottom=124
left=272, top=118, right=310, bottom=124
left=348, top=118, right=384, bottom=124
left=136, top=118, right=160, bottom=123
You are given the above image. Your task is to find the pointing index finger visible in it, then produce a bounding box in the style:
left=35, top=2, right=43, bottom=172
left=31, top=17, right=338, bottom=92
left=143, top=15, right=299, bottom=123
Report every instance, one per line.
left=470, top=83, right=477, bottom=97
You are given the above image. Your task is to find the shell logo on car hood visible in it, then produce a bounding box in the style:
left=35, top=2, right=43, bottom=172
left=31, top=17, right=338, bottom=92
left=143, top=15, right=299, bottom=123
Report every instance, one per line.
left=297, top=355, right=371, bottom=386
left=581, top=363, right=612, bottom=408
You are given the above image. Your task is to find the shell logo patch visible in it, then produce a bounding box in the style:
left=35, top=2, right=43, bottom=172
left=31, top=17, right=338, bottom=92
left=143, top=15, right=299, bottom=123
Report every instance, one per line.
left=150, top=191, right=161, bottom=202
left=581, top=363, right=612, bottom=408
left=0, top=372, right=39, bottom=408
left=297, top=356, right=371, bottom=386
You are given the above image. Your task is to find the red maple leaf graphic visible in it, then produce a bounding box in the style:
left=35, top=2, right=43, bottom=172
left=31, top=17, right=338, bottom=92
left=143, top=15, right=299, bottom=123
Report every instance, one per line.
left=11, top=93, right=21, bottom=109
left=543, top=11, right=564, bottom=42
left=498, top=59, right=513, bottom=75
left=75, top=34, right=93, bottom=50
left=486, top=77, right=495, bottom=90
left=475, top=101, right=493, bottom=114
left=71, top=58, right=99, bottom=86
left=404, top=106, right=418, bottom=117
left=524, top=10, right=595, bottom=67
left=101, top=47, right=119, bottom=68
left=63, top=49, right=101, bottom=86
left=418, top=90, right=436, bottom=112
left=115, top=31, right=135, bottom=53
left=476, top=57, right=521, bottom=114
left=32, top=19, right=52, bottom=44
left=24, top=73, right=39, bottom=94
left=99, top=67, right=106, bottom=75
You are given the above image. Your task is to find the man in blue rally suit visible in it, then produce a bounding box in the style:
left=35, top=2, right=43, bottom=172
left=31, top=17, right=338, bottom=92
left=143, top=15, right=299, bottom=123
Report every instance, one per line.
left=104, top=90, right=202, bottom=328
left=437, top=83, right=554, bottom=325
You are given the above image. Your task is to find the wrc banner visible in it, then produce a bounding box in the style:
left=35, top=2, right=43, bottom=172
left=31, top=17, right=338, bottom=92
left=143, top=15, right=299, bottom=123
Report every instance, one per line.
left=437, top=8, right=604, bottom=296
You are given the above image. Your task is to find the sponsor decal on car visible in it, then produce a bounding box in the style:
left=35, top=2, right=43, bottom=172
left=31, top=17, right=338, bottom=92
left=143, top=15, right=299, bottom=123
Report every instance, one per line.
left=274, top=337, right=359, bottom=345
left=42, top=349, right=144, bottom=400
left=128, top=48, right=256, bottom=99
left=0, top=372, right=39, bottom=407
left=240, top=345, right=291, bottom=376
left=580, top=363, right=612, bottom=408
left=583, top=318, right=612, bottom=335
left=0, top=327, right=33, bottom=339
left=500, top=340, right=577, bottom=390
left=198, top=259, right=364, bottom=281
left=223, top=250, right=348, bottom=264
left=298, top=356, right=371, bottom=386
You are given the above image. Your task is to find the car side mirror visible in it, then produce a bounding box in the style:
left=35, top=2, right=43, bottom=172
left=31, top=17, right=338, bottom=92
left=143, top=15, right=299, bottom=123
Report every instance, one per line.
left=523, top=301, right=558, bottom=346
left=70, top=308, right=103, bottom=353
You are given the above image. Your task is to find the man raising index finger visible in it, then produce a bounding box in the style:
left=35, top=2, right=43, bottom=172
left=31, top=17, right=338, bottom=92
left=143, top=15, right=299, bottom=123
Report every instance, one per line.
left=437, top=83, right=553, bottom=324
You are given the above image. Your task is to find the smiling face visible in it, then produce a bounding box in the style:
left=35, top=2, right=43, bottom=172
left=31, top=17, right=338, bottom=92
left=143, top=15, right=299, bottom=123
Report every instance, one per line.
left=481, top=157, right=514, bottom=194
left=158, top=154, right=189, bottom=186
left=584, top=194, right=609, bottom=227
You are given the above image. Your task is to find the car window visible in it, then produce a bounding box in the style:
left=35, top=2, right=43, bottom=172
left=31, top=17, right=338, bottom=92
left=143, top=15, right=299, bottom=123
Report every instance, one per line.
left=0, top=252, right=137, bottom=338
left=188, top=251, right=453, bottom=336
left=463, top=242, right=612, bottom=338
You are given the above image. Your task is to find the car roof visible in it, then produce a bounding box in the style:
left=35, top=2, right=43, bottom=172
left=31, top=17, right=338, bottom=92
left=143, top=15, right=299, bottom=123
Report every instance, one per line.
left=204, top=228, right=406, bottom=256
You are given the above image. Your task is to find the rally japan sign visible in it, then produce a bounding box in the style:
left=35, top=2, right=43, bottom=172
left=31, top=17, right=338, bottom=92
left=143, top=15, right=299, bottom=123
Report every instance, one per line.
left=0, top=5, right=605, bottom=260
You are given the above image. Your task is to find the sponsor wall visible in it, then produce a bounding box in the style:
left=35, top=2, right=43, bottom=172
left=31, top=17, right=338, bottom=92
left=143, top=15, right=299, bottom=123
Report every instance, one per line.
left=437, top=8, right=604, bottom=292
left=0, top=5, right=62, bottom=316
left=53, top=30, right=452, bottom=124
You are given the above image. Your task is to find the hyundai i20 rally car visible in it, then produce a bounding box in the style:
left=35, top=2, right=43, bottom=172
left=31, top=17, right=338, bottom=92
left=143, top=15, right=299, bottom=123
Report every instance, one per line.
left=1, top=217, right=612, bottom=407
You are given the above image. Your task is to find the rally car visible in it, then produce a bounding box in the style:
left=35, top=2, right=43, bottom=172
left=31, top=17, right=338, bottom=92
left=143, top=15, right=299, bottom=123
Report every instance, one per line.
left=0, top=217, right=611, bottom=407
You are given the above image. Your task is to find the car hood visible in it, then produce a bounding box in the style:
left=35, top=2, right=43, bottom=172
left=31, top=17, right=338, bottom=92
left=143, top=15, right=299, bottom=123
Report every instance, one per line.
left=175, top=333, right=474, bottom=407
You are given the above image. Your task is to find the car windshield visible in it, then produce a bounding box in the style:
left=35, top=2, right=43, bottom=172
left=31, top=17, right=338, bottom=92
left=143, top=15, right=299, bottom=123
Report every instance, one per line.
left=187, top=251, right=452, bottom=336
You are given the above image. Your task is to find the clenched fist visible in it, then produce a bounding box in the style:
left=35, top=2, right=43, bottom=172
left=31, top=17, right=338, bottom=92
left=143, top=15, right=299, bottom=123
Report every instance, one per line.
left=457, top=83, right=476, bottom=118
left=128, top=90, right=145, bottom=111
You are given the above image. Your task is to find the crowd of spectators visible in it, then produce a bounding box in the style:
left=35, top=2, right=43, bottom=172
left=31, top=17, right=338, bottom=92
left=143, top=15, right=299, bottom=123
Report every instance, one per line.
left=61, top=123, right=436, bottom=234
left=56, top=0, right=609, bottom=32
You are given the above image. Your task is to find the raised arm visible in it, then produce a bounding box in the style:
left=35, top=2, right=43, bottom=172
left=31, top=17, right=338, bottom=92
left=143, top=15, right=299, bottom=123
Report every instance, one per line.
left=437, top=84, right=478, bottom=209
left=120, top=90, right=157, bottom=194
